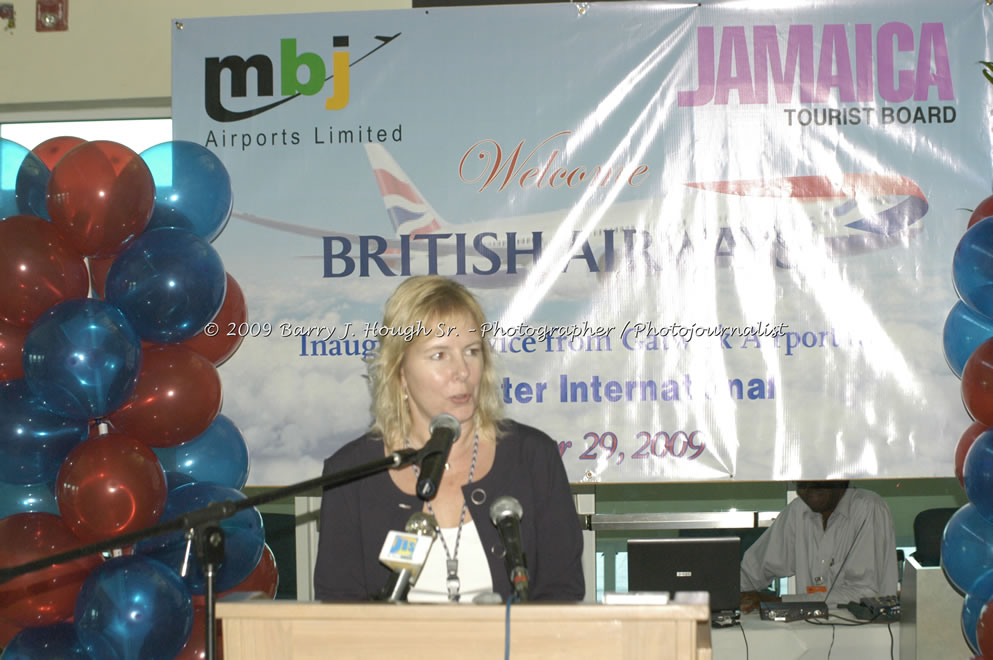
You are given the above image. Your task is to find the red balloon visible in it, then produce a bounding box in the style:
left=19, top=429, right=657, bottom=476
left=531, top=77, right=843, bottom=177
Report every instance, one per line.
left=31, top=135, right=86, bottom=170
left=964, top=338, right=993, bottom=426
left=0, top=513, right=102, bottom=627
left=0, top=215, right=89, bottom=327
left=0, top=319, right=27, bottom=381
left=219, top=543, right=278, bottom=600
left=87, top=254, right=115, bottom=299
left=47, top=140, right=154, bottom=257
left=957, top=422, right=991, bottom=487
left=980, top=599, right=993, bottom=657
left=56, top=432, right=168, bottom=544
left=185, top=548, right=278, bottom=658
left=175, top=601, right=224, bottom=660
left=0, top=616, right=20, bottom=648
left=185, top=544, right=276, bottom=658
left=181, top=273, right=248, bottom=366
left=107, top=345, right=222, bottom=448
left=970, top=195, right=993, bottom=229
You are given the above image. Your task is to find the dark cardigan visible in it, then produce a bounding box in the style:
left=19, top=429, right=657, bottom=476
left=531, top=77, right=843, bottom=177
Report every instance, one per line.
left=313, top=420, right=585, bottom=602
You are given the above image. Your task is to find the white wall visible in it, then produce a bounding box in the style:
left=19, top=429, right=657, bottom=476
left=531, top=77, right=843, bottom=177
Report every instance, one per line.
left=0, top=0, right=408, bottom=121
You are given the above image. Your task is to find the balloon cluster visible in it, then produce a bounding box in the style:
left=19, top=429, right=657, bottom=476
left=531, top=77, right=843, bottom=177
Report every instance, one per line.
left=0, top=137, right=274, bottom=660
left=941, top=194, right=993, bottom=656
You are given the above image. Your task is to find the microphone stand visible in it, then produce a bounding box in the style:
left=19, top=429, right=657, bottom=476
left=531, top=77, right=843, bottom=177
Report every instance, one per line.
left=0, top=447, right=421, bottom=660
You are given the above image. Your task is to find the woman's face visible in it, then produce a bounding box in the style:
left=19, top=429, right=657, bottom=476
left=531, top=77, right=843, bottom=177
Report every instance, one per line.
left=400, top=314, right=484, bottom=441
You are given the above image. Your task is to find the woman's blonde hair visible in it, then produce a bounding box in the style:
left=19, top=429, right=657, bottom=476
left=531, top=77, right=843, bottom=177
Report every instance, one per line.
left=367, top=276, right=503, bottom=450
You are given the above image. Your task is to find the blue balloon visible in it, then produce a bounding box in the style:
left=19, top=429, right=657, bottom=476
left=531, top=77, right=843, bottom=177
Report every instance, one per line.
left=154, top=414, right=249, bottom=489
left=139, top=141, right=233, bottom=241
left=74, top=556, right=192, bottom=660
left=105, top=228, right=226, bottom=343
left=943, top=503, right=993, bottom=593
left=0, top=379, right=88, bottom=483
left=954, top=217, right=993, bottom=318
left=963, top=569, right=993, bottom=653
left=943, top=301, right=993, bottom=378
left=0, top=622, right=108, bottom=660
left=22, top=299, right=142, bottom=421
left=0, top=138, right=49, bottom=221
left=965, top=430, right=993, bottom=524
left=0, top=480, right=58, bottom=520
left=163, top=470, right=197, bottom=492
left=134, top=482, right=264, bottom=594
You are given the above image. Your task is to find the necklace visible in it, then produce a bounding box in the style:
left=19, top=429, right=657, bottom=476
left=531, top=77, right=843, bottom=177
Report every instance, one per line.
left=408, top=432, right=479, bottom=601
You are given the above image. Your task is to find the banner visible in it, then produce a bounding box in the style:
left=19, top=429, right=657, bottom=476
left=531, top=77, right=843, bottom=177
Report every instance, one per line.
left=171, top=1, right=993, bottom=485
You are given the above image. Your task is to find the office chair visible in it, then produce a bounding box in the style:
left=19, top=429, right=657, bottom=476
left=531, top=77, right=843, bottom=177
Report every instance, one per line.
left=910, top=507, right=958, bottom=567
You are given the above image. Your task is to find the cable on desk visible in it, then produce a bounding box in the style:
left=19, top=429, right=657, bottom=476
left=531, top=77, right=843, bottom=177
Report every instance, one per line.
left=799, top=611, right=893, bottom=660
left=804, top=612, right=881, bottom=627
left=738, top=621, right=749, bottom=660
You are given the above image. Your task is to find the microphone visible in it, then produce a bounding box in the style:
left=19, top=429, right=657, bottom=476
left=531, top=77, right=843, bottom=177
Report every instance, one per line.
left=822, top=512, right=870, bottom=606
left=415, top=413, right=460, bottom=501
left=489, top=495, right=529, bottom=602
left=377, top=512, right=438, bottom=602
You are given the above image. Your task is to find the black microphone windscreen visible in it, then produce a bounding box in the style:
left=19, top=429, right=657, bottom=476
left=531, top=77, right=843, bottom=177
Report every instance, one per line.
left=489, top=495, right=529, bottom=601
left=415, top=414, right=460, bottom=501
left=429, top=413, right=460, bottom=438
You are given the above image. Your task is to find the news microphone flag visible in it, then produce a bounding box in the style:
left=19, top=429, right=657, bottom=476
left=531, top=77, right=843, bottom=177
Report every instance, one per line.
left=379, top=530, right=434, bottom=581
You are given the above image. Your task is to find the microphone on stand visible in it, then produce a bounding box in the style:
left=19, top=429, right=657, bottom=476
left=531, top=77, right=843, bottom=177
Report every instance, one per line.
left=823, top=512, right=870, bottom=605
left=489, top=495, right=529, bottom=602
left=415, top=413, right=460, bottom=501
left=377, top=511, right=438, bottom=602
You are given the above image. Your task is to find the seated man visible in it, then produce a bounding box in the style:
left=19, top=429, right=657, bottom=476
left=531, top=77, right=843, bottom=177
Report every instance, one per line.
left=740, top=481, right=898, bottom=613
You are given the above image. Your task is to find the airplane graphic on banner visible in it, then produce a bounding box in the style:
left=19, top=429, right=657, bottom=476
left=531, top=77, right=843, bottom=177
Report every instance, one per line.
left=231, top=144, right=929, bottom=287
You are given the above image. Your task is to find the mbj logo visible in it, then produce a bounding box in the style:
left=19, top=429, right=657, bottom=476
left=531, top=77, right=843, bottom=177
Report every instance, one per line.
left=204, top=33, right=400, bottom=122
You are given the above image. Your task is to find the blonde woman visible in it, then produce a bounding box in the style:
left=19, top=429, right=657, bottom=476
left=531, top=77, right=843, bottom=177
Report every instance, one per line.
left=314, top=276, right=583, bottom=602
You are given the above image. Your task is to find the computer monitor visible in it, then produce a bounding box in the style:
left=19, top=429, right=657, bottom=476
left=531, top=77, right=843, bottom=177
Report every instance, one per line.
left=626, top=537, right=741, bottom=614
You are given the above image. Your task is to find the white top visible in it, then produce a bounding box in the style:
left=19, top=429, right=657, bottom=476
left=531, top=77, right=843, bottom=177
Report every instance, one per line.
left=407, top=520, right=494, bottom=603
left=740, top=488, right=898, bottom=605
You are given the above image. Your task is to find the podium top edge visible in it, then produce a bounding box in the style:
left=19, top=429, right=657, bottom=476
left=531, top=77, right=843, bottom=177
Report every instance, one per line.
left=216, top=600, right=711, bottom=622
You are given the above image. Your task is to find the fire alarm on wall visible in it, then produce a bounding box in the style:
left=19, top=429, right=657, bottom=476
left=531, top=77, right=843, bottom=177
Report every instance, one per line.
left=36, top=0, right=67, bottom=32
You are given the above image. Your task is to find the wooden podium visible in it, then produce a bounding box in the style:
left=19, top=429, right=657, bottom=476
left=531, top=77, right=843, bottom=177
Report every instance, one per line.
left=217, top=600, right=712, bottom=659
